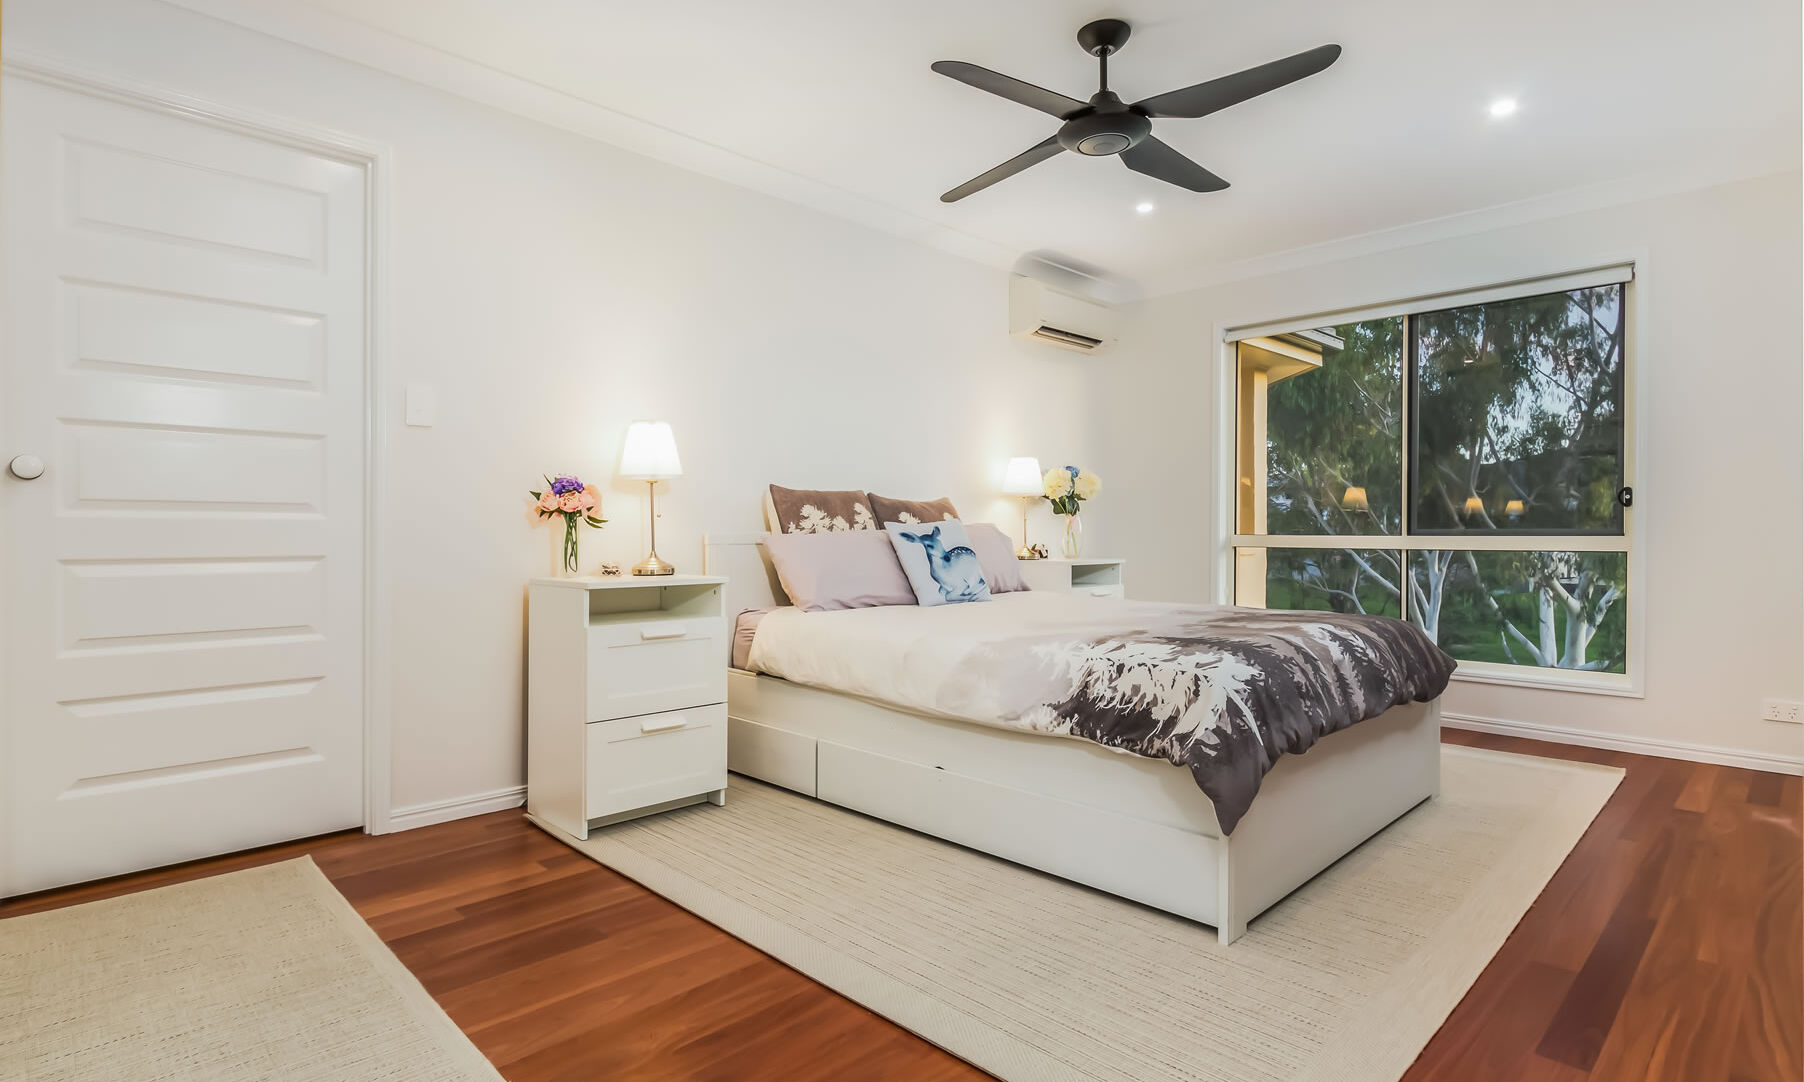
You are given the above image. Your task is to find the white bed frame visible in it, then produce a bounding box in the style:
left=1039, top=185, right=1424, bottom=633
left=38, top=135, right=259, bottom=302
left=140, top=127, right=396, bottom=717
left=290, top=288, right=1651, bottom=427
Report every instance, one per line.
left=704, top=533, right=1442, bottom=944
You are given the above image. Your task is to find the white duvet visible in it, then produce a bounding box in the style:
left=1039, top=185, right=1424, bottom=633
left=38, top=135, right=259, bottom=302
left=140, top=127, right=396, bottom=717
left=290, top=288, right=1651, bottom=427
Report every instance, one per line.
left=746, top=591, right=1222, bottom=729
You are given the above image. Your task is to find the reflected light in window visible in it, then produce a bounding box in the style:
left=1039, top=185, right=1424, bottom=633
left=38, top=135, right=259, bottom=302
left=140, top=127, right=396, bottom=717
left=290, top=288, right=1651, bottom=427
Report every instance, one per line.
left=1341, top=486, right=1370, bottom=511
left=1505, top=499, right=1525, bottom=519
left=1463, top=495, right=1486, bottom=516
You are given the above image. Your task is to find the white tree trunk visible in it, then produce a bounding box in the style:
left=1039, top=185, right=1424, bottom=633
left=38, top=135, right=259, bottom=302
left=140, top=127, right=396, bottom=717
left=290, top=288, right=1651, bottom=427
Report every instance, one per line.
left=1536, top=587, right=1558, bottom=661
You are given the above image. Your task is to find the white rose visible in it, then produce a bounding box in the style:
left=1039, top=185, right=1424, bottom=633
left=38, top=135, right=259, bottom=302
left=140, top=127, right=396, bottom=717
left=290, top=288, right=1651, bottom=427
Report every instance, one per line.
left=1042, top=468, right=1072, bottom=499
left=1073, top=469, right=1101, bottom=500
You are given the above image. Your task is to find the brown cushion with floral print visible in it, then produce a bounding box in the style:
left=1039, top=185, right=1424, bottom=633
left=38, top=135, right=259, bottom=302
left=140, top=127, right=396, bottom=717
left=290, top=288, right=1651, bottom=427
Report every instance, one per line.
left=866, top=493, right=960, bottom=527
left=768, top=485, right=877, bottom=533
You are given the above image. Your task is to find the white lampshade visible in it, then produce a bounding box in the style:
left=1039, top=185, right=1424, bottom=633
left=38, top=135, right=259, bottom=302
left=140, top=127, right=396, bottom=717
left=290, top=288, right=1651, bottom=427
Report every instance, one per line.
left=618, top=421, right=683, bottom=480
left=1002, top=456, right=1043, bottom=497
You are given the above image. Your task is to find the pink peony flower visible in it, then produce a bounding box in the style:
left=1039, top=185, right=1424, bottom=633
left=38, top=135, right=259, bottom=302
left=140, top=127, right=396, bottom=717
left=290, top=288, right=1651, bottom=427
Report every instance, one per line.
left=558, top=492, right=582, bottom=513
left=537, top=492, right=559, bottom=513
left=579, top=487, right=597, bottom=510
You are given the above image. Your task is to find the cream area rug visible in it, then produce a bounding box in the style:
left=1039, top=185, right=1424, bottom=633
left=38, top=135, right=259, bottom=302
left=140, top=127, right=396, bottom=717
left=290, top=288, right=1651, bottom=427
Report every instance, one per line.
left=548, top=746, right=1622, bottom=1082
left=0, top=858, right=502, bottom=1082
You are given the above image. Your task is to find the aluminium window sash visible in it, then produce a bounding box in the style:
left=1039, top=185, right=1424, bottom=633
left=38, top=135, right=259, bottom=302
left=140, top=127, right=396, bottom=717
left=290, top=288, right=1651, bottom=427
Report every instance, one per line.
left=1223, top=263, right=1635, bottom=343
left=1231, top=533, right=1631, bottom=553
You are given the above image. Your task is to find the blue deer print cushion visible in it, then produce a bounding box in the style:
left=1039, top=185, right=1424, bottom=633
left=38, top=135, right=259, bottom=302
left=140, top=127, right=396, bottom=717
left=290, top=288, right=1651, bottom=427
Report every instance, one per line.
left=883, top=520, right=992, bottom=607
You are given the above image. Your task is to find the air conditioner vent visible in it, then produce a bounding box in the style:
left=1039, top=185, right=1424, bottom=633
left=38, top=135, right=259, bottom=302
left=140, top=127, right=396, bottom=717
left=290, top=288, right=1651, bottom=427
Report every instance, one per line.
left=1030, top=325, right=1104, bottom=350
left=1009, top=276, right=1118, bottom=354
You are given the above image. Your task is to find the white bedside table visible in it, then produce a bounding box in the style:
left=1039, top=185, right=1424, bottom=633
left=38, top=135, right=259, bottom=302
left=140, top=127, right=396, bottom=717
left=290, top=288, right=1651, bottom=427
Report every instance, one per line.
left=526, top=574, right=728, bottom=840
left=1018, top=557, right=1126, bottom=598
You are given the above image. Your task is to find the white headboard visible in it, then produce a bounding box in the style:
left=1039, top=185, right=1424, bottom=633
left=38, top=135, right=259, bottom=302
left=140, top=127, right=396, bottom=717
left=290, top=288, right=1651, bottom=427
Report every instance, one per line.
left=702, top=532, right=788, bottom=620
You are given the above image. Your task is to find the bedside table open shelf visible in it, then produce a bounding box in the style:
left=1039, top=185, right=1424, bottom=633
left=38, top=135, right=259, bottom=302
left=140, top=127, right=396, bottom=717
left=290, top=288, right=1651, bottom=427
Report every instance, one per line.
left=1018, top=557, right=1126, bottom=598
left=527, top=574, right=729, bottom=840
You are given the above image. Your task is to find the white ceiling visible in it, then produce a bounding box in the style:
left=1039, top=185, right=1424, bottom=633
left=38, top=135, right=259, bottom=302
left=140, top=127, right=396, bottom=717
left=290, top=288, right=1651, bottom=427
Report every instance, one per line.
left=175, top=0, right=1800, bottom=295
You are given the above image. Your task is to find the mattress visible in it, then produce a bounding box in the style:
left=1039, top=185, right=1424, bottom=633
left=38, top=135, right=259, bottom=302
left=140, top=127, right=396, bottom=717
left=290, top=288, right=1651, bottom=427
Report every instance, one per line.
left=742, top=592, right=1454, bottom=833
left=731, top=607, right=775, bottom=671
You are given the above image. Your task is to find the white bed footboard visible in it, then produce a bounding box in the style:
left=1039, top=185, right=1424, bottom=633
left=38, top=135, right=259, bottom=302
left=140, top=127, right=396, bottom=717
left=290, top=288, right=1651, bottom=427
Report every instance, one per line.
left=1214, top=698, right=1441, bottom=939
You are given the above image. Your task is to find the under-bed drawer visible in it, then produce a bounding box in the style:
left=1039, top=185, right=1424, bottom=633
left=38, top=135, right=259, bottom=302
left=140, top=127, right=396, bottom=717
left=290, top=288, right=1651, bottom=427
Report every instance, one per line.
left=586, top=617, right=726, bottom=722
left=584, top=705, right=726, bottom=820
left=728, top=715, right=817, bottom=797
left=815, top=739, right=1217, bottom=923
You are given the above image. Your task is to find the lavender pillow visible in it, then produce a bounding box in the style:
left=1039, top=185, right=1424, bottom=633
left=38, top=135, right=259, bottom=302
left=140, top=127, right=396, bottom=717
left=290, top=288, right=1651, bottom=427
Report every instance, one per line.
left=964, top=523, right=1029, bottom=593
left=762, top=530, right=916, bottom=612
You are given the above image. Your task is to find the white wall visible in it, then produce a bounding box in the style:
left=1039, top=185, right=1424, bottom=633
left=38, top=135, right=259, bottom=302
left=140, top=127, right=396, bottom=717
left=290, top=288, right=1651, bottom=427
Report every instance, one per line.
left=6, top=0, right=1103, bottom=814
left=10, top=0, right=1797, bottom=824
left=1089, top=170, right=1804, bottom=768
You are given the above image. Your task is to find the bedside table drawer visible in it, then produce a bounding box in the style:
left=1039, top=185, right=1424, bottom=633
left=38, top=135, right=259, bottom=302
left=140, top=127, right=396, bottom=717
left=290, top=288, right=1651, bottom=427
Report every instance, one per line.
left=1074, top=584, right=1125, bottom=599
left=584, top=705, right=727, bottom=819
left=586, top=617, right=726, bottom=721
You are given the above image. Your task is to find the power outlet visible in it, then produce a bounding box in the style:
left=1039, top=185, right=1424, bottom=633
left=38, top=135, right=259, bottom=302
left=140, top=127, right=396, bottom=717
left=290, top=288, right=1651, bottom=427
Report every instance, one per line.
left=1760, top=698, right=1803, bottom=724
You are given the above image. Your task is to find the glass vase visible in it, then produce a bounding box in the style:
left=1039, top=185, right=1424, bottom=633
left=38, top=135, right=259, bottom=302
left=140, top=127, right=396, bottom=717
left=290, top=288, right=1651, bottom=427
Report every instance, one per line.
left=1060, top=512, right=1083, bottom=559
left=550, top=516, right=581, bottom=577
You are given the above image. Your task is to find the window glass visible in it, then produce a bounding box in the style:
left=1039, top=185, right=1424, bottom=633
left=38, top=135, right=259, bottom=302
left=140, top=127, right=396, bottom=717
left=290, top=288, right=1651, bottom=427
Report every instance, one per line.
left=1238, top=318, right=1403, bottom=535
left=1407, top=549, right=1627, bottom=672
left=1245, top=548, right=1404, bottom=619
left=1411, top=286, right=1625, bottom=534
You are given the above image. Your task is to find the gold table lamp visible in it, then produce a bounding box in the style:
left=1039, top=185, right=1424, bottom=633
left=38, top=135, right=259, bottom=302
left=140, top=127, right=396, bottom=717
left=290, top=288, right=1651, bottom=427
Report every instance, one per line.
left=1002, top=456, right=1044, bottom=559
left=619, top=421, right=682, bottom=576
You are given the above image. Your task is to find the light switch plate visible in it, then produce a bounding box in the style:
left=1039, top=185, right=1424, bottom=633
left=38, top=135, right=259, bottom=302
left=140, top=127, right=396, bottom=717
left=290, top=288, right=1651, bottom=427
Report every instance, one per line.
left=404, top=385, right=436, bottom=427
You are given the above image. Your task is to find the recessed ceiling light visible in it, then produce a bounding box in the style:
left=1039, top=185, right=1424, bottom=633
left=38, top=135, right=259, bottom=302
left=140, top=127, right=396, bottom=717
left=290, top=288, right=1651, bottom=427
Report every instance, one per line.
left=1488, top=97, right=1518, bottom=119
left=1135, top=201, right=1155, bottom=214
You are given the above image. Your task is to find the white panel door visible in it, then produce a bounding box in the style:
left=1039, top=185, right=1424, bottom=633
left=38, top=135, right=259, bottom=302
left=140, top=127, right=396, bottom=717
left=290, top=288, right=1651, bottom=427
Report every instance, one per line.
left=1, top=77, right=369, bottom=895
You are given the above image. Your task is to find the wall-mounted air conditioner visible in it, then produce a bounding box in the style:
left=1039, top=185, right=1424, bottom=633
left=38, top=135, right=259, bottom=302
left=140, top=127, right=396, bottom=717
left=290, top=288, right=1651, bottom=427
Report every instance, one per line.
left=1009, top=275, right=1119, bottom=354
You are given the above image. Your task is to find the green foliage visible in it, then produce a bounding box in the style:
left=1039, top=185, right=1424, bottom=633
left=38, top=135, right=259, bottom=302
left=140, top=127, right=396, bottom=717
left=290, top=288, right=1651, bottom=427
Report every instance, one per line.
left=1262, top=549, right=1402, bottom=618
left=1264, top=318, right=1403, bottom=535
left=1422, top=550, right=1627, bottom=673
left=1414, top=286, right=1624, bottom=532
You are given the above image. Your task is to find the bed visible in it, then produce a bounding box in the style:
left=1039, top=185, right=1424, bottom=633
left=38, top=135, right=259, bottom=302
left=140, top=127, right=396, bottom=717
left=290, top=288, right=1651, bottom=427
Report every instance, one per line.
left=704, top=532, right=1449, bottom=944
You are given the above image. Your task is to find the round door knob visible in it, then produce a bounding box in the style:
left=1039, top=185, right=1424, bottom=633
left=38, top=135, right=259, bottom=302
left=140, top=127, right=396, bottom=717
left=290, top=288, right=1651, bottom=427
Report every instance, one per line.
left=8, top=454, right=45, bottom=480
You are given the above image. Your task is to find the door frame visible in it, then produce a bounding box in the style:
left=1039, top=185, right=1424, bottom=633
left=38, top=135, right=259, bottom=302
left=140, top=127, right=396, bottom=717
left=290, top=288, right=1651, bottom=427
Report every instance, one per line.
left=0, top=51, right=399, bottom=891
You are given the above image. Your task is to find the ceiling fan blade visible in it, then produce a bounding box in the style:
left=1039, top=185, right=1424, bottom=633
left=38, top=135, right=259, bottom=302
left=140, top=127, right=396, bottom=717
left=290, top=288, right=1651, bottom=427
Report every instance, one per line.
left=941, top=136, right=1066, bottom=202
left=1120, top=137, right=1229, bottom=192
left=1133, top=44, right=1342, bottom=119
left=931, top=60, right=1087, bottom=119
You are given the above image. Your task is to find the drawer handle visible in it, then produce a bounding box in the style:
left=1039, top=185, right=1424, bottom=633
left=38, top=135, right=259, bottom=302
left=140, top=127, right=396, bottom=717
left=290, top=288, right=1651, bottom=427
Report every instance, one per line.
left=1089, top=588, right=1114, bottom=596
left=640, top=716, right=689, bottom=734
left=639, top=626, right=688, bottom=641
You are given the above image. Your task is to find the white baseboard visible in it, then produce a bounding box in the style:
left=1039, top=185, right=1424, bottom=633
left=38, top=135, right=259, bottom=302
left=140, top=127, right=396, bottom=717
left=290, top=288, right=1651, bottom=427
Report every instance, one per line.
left=371, top=716, right=1797, bottom=834
left=1442, top=712, right=1804, bottom=776
left=387, top=785, right=527, bottom=832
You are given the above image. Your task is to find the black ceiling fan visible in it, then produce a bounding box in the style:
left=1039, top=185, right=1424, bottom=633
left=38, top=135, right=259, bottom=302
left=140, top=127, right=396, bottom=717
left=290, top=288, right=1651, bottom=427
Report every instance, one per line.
left=931, top=19, right=1341, bottom=202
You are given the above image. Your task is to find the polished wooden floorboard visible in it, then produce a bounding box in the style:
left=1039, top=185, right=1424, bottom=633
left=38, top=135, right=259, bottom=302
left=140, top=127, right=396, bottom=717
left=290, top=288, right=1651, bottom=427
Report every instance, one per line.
left=5, top=732, right=1799, bottom=1082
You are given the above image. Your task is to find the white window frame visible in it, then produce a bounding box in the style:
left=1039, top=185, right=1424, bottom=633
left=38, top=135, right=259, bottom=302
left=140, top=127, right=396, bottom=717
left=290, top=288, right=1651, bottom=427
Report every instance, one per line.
left=1213, top=263, right=1647, bottom=698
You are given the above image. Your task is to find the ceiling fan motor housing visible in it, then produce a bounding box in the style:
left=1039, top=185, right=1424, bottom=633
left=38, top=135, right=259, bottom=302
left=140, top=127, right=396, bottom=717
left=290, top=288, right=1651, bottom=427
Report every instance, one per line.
left=1057, top=105, right=1151, bottom=156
